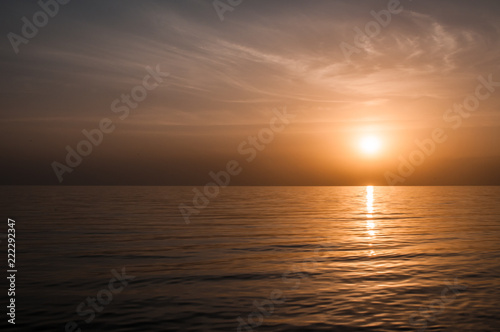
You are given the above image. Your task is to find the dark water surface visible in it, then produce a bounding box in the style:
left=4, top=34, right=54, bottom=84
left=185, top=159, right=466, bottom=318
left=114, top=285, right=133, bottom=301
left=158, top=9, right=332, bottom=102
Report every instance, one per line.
left=1, top=186, right=499, bottom=331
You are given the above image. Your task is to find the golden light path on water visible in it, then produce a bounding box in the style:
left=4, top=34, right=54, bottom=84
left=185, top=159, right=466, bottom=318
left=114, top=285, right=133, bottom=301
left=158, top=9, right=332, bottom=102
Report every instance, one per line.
left=366, top=185, right=376, bottom=256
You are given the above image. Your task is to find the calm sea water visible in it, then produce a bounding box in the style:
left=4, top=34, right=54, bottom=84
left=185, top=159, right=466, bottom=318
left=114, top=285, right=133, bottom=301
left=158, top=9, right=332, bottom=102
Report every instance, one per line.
left=1, top=186, right=500, bottom=331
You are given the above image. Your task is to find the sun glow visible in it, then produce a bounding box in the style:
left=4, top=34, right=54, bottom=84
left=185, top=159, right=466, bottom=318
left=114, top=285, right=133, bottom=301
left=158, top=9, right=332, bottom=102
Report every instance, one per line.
left=359, top=136, right=382, bottom=156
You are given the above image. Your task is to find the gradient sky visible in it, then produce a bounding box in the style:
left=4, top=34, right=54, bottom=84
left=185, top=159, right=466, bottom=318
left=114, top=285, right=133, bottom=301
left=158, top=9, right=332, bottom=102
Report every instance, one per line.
left=1, top=0, right=500, bottom=185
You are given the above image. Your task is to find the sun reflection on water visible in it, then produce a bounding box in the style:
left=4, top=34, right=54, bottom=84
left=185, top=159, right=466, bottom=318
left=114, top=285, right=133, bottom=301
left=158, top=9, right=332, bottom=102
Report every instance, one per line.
left=366, top=186, right=376, bottom=256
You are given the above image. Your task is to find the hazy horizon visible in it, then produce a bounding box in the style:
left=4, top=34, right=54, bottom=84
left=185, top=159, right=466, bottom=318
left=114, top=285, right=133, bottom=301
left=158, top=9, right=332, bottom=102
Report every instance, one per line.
left=2, top=0, right=500, bottom=185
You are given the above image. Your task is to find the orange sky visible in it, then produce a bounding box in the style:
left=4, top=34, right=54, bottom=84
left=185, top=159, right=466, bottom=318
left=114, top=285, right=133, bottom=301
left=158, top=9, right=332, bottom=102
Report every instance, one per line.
left=2, top=0, right=500, bottom=185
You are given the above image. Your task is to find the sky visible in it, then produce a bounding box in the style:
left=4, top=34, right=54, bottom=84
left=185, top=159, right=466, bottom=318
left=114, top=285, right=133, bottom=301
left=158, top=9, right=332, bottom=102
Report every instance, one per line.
left=1, top=0, right=500, bottom=185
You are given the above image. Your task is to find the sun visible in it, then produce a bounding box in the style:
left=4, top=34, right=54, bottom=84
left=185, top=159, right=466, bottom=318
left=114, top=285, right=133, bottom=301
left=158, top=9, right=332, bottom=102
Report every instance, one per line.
left=359, top=136, right=382, bottom=155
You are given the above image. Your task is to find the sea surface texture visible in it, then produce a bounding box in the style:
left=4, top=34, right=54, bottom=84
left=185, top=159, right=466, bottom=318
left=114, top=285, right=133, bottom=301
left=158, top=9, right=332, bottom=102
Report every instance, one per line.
left=1, top=186, right=499, bottom=331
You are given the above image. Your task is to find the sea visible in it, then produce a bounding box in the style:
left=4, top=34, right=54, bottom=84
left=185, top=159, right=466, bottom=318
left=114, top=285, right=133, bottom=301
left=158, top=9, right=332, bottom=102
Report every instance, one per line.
left=0, top=186, right=499, bottom=331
